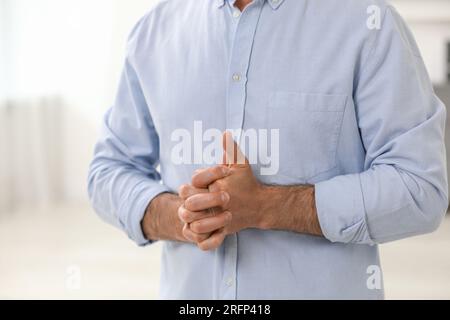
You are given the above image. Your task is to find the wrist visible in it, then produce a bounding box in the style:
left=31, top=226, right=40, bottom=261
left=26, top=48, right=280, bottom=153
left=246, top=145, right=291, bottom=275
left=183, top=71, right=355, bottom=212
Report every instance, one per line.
left=142, top=193, right=185, bottom=242
left=255, top=185, right=319, bottom=235
left=255, top=184, right=281, bottom=230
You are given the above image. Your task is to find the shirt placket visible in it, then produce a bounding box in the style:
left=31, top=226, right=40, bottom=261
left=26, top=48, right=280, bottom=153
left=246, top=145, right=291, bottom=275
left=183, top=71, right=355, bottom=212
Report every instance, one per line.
left=221, top=0, right=264, bottom=300
left=226, top=1, right=263, bottom=133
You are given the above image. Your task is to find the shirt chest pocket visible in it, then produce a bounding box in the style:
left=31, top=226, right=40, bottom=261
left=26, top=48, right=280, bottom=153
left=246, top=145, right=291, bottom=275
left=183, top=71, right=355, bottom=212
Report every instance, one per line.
left=266, top=92, right=348, bottom=183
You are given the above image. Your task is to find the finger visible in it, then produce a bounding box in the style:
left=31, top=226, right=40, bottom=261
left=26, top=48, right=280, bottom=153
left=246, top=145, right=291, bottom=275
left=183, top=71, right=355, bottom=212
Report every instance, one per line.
left=208, top=180, right=222, bottom=193
left=178, top=184, right=208, bottom=200
left=223, top=131, right=248, bottom=166
left=198, top=228, right=227, bottom=251
left=190, top=211, right=232, bottom=234
left=182, top=224, right=211, bottom=243
left=191, top=166, right=231, bottom=189
left=178, top=206, right=222, bottom=223
left=184, top=192, right=230, bottom=212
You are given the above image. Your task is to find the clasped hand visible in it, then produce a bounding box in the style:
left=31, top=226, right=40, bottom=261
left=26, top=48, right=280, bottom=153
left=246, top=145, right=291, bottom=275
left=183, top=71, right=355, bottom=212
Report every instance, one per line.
left=178, top=132, right=266, bottom=251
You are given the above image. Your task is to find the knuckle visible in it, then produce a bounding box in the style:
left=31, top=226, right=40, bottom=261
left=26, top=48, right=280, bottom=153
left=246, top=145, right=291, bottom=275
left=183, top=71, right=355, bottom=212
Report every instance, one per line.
left=215, top=179, right=228, bottom=192
left=182, top=226, right=191, bottom=239
left=217, top=179, right=228, bottom=189
left=188, top=232, right=201, bottom=244
left=177, top=205, right=185, bottom=216
left=208, top=182, right=220, bottom=193
left=192, top=233, right=200, bottom=243
left=184, top=198, right=195, bottom=210
left=213, top=166, right=224, bottom=177
left=190, top=221, right=202, bottom=233
left=193, top=233, right=204, bottom=243
left=178, top=207, right=189, bottom=222
left=192, top=172, right=205, bottom=187
left=220, top=191, right=230, bottom=205
left=216, top=179, right=226, bottom=188
left=209, top=180, right=223, bottom=193
left=198, top=242, right=210, bottom=251
left=178, top=184, right=190, bottom=198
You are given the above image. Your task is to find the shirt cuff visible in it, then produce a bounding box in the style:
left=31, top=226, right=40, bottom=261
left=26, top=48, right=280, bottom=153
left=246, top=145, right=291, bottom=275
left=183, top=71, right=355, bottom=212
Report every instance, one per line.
left=315, top=174, right=375, bottom=245
left=126, top=183, right=172, bottom=246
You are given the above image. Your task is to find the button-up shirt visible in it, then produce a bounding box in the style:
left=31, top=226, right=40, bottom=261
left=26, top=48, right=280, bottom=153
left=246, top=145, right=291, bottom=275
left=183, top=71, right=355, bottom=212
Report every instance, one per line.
left=88, top=0, right=448, bottom=299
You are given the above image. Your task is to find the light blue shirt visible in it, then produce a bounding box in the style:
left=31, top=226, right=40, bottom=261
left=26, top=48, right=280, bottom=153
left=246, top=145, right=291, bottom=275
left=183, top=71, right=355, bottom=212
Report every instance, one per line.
left=88, top=0, right=448, bottom=299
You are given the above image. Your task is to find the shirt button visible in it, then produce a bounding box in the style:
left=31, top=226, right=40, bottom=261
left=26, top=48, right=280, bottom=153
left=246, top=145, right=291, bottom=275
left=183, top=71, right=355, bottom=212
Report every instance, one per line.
left=233, top=11, right=241, bottom=18
left=232, top=73, right=242, bottom=82
left=226, top=277, right=234, bottom=287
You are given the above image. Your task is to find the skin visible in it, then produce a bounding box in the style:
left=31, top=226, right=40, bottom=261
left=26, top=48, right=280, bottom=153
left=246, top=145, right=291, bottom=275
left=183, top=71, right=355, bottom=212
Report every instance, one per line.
left=234, top=0, right=253, bottom=11
left=141, top=0, right=323, bottom=250
left=142, top=132, right=323, bottom=250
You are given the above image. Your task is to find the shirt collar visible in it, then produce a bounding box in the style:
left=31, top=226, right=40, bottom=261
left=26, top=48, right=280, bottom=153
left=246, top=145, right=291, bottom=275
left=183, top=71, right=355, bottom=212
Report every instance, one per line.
left=215, top=0, right=285, bottom=11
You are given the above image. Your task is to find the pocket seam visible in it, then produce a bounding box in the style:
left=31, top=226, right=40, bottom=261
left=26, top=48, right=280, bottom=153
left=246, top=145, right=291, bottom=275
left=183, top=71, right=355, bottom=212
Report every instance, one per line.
left=269, top=91, right=348, bottom=112
left=267, top=92, right=348, bottom=181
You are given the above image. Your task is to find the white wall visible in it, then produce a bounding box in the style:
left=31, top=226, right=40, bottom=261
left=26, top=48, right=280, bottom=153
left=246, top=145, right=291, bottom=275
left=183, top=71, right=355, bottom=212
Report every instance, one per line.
left=0, top=0, right=11, bottom=100
left=0, top=0, right=161, bottom=205
left=2, top=0, right=158, bottom=117
left=390, top=0, right=450, bottom=85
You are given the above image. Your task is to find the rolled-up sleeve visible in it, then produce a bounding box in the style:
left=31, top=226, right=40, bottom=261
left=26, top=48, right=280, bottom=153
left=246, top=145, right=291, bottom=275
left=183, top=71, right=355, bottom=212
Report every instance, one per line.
left=315, top=6, right=448, bottom=245
left=87, top=21, right=170, bottom=246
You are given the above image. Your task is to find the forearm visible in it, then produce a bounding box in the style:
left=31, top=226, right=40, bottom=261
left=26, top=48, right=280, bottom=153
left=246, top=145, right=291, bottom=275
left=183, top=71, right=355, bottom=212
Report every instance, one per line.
left=141, top=193, right=186, bottom=242
left=258, top=185, right=323, bottom=237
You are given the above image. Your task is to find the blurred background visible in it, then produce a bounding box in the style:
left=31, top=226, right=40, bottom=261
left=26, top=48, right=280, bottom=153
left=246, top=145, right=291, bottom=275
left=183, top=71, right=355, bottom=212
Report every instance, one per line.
left=0, top=0, right=449, bottom=300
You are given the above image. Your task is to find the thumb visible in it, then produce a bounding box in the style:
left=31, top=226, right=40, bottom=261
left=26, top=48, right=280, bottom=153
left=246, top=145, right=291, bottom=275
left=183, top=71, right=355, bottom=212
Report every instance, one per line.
left=222, top=131, right=248, bottom=166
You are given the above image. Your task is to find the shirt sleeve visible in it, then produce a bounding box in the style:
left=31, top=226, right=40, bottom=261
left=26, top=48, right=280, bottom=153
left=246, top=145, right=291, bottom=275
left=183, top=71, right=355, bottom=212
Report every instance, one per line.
left=88, top=20, right=170, bottom=246
left=315, top=6, right=448, bottom=245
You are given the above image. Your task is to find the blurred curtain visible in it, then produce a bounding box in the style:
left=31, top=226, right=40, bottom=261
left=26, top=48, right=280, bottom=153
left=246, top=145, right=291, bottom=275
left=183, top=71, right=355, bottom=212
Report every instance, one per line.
left=0, top=0, right=159, bottom=212
left=0, top=98, right=63, bottom=212
left=0, top=0, right=78, bottom=212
